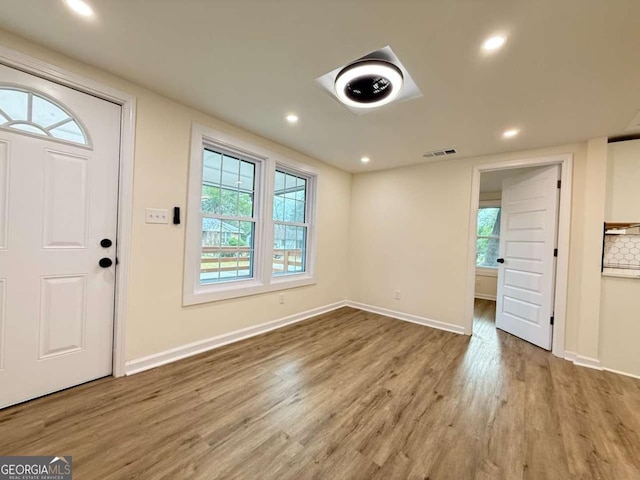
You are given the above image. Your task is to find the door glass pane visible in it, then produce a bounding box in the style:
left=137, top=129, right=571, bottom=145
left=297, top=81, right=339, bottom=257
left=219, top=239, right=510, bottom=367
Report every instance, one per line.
left=32, top=95, right=71, bottom=127
left=0, top=89, right=28, bottom=121
left=11, top=123, right=47, bottom=135
left=50, top=120, right=86, bottom=144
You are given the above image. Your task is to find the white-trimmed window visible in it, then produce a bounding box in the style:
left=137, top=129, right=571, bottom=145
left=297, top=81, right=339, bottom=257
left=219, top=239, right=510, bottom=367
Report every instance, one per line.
left=476, top=204, right=501, bottom=268
left=184, top=124, right=317, bottom=305
left=273, top=168, right=310, bottom=277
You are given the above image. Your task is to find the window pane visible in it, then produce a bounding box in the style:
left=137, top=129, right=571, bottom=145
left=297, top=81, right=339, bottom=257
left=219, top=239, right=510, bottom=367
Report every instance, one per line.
left=0, top=89, right=28, bottom=121
left=50, top=120, right=86, bottom=144
left=273, top=224, right=306, bottom=275
left=477, top=207, right=500, bottom=236
left=200, top=218, right=254, bottom=284
left=295, top=176, right=306, bottom=202
left=32, top=95, right=70, bottom=127
left=476, top=207, right=501, bottom=267
left=284, top=173, right=296, bottom=199
left=476, top=237, right=501, bottom=267
left=238, top=192, right=254, bottom=217
left=239, top=161, right=255, bottom=191
left=203, top=149, right=222, bottom=184
left=221, top=155, right=240, bottom=188
left=11, top=123, right=47, bottom=135
left=283, top=197, right=297, bottom=222
left=201, top=185, right=221, bottom=214
left=273, top=194, right=284, bottom=222
left=202, top=149, right=255, bottom=218
left=295, top=200, right=305, bottom=223
left=273, top=170, right=309, bottom=276
left=219, top=187, right=239, bottom=216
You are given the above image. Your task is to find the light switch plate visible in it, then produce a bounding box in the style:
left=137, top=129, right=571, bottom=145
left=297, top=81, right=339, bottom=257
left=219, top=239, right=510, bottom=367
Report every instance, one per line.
left=146, top=208, right=169, bottom=224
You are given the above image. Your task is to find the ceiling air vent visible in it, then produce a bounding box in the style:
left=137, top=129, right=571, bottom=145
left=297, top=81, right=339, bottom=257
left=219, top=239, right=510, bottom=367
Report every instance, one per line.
left=423, top=148, right=457, bottom=158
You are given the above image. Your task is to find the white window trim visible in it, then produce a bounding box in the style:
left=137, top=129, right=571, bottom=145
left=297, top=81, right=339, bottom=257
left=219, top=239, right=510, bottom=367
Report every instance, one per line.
left=184, top=123, right=317, bottom=305
left=271, top=163, right=317, bottom=282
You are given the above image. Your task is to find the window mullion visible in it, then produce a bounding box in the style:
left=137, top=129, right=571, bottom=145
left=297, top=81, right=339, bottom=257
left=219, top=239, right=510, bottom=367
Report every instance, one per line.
left=201, top=212, right=256, bottom=223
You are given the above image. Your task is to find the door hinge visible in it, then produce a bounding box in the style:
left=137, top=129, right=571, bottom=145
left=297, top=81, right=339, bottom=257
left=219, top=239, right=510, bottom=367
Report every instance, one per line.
left=554, top=248, right=558, bottom=257
left=557, top=180, right=562, bottom=189
left=550, top=316, right=554, bottom=325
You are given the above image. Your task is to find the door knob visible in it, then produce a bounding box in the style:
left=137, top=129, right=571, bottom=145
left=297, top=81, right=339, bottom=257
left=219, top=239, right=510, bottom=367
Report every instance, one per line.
left=100, top=238, right=113, bottom=248
left=497, top=258, right=505, bottom=264
left=99, top=257, right=113, bottom=268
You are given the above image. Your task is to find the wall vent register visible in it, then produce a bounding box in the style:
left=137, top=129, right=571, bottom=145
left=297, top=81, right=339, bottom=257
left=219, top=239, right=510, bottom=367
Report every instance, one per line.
left=423, top=148, right=457, bottom=158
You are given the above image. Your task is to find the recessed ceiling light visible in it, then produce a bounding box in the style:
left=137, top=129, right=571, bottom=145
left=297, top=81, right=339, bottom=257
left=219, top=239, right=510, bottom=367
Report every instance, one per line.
left=482, top=35, right=506, bottom=52
left=64, top=0, right=94, bottom=17
left=335, top=60, right=404, bottom=109
left=285, top=114, right=299, bottom=124
left=503, top=128, right=520, bottom=138
left=360, top=156, right=370, bottom=164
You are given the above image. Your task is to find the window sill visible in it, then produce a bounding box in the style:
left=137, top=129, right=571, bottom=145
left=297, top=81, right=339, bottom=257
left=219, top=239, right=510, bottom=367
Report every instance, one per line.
left=183, top=275, right=316, bottom=306
left=476, top=267, right=498, bottom=277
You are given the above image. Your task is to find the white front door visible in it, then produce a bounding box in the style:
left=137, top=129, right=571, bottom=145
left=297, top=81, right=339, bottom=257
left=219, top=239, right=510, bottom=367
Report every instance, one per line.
left=0, top=64, right=121, bottom=408
left=495, top=165, right=560, bottom=350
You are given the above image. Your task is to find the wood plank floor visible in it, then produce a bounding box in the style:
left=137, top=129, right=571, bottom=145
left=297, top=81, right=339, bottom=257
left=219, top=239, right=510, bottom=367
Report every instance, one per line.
left=1, top=300, right=639, bottom=479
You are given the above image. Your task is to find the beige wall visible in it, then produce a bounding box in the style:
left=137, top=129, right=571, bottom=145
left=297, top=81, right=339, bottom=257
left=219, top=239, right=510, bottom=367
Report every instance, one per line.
left=474, top=273, right=497, bottom=300
left=0, top=30, right=351, bottom=362
left=600, top=139, right=640, bottom=376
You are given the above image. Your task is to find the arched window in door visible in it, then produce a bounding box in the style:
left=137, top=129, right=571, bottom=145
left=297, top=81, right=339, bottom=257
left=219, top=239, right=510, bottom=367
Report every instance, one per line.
left=0, top=87, right=90, bottom=146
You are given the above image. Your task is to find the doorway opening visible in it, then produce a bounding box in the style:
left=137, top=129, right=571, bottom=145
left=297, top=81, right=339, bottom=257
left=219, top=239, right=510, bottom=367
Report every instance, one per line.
left=465, top=154, right=573, bottom=357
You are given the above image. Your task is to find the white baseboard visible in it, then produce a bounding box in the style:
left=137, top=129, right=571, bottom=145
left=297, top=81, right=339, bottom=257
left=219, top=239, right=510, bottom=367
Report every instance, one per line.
left=573, top=354, right=602, bottom=370
left=125, top=301, right=347, bottom=375
left=565, top=351, right=640, bottom=379
left=474, top=294, right=497, bottom=301
left=345, top=301, right=465, bottom=335
left=602, top=367, right=640, bottom=380
left=564, top=350, right=602, bottom=370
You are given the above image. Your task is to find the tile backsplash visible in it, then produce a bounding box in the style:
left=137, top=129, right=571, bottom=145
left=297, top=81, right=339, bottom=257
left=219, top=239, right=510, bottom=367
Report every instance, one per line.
left=603, top=234, right=640, bottom=270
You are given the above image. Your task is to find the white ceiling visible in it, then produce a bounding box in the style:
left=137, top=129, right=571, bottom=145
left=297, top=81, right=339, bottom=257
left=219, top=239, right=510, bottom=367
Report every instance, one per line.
left=480, top=167, right=537, bottom=192
left=1, top=0, right=639, bottom=172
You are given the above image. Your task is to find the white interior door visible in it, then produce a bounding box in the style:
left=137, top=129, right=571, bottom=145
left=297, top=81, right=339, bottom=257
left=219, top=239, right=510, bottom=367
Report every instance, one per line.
left=0, top=64, right=121, bottom=408
left=495, top=165, right=560, bottom=350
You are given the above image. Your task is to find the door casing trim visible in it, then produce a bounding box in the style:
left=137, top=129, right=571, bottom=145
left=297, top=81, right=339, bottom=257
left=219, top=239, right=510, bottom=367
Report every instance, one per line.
left=465, top=153, right=573, bottom=357
left=0, top=45, right=135, bottom=377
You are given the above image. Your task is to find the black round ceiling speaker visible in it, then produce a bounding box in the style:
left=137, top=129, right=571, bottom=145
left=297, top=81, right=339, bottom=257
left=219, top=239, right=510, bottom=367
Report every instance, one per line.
left=334, top=60, right=404, bottom=109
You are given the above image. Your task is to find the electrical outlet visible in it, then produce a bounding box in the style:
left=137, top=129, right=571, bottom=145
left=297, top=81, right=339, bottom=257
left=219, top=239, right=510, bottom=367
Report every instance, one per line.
left=394, top=290, right=401, bottom=300
left=476, top=279, right=481, bottom=287
left=279, top=293, right=285, bottom=304
left=146, top=208, right=169, bottom=224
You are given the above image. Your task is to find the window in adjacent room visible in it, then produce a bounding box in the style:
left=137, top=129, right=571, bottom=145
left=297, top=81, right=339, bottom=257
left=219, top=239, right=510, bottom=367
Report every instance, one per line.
left=476, top=206, right=501, bottom=268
